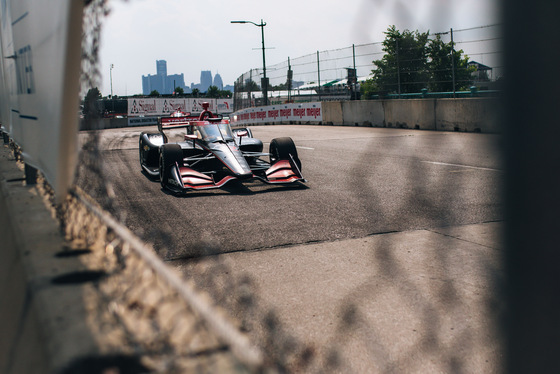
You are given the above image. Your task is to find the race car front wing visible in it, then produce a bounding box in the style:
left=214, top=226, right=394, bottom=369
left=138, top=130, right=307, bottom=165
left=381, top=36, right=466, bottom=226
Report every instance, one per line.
left=256, top=159, right=304, bottom=184
left=167, top=157, right=305, bottom=192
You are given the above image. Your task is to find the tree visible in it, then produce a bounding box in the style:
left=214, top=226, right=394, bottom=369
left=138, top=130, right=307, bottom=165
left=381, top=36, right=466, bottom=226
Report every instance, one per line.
left=149, top=90, right=160, bottom=97
left=272, top=83, right=287, bottom=91
left=239, top=80, right=259, bottom=92
left=371, top=26, right=429, bottom=94
left=427, top=34, right=474, bottom=92
left=174, top=86, right=184, bottom=95
left=191, top=88, right=200, bottom=98
left=206, top=85, right=220, bottom=98
left=360, top=78, right=380, bottom=99
left=84, top=87, right=101, bottom=102
left=219, top=89, right=232, bottom=98
left=83, top=87, right=102, bottom=118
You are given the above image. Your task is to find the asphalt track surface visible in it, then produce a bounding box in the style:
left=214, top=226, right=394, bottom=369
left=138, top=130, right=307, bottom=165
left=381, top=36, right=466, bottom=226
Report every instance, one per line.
left=80, top=125, right=504, bottom=371
left=83, top=125, right=503, bottom=260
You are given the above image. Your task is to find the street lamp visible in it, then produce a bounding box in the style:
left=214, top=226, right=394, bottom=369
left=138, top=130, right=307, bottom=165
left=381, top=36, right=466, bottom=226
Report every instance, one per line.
left=110, top=64, right=115, bottom=114
left=110, top=63, right=114, bottom=98
left=231, top=19, right=269, bottom=106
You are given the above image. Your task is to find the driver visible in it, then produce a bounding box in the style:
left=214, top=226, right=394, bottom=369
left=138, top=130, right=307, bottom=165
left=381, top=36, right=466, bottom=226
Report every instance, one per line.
left=198, top=124, right=222, bottom=142
left=199, top=102, right=213, bottom=120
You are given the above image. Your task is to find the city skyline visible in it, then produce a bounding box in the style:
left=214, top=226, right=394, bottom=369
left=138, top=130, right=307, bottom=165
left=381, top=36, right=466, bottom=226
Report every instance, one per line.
left=141, top=59, right=185, bottom=96
left=141, top=60, right=233, bottom=96
left=100, top=0, right=499, bottom=97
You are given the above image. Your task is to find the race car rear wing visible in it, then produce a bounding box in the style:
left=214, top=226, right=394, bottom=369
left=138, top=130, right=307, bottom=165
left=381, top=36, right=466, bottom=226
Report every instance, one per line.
left=157, top=114, right=199, bottom=132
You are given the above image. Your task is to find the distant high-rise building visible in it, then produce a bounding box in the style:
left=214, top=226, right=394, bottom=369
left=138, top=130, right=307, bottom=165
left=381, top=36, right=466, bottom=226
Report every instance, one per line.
left=142, top=60, right=185, bottom=95
left=200, top=70, right=212, bottom=92
left=167, top=73, right=185, bottom=93
left=142, top=74, right=164, bottom=95
left=213, top=73, right=223, bottom=90
left=156, top=60, right=167, bottom=77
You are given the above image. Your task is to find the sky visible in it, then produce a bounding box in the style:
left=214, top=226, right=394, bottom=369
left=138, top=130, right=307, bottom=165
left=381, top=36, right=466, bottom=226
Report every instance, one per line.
left=99, top=0, right=500, bottom=97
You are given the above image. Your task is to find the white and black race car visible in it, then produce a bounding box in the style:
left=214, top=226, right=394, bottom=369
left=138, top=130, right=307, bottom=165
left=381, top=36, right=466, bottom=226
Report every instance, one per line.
left=139, top=103, right=305, bottom=194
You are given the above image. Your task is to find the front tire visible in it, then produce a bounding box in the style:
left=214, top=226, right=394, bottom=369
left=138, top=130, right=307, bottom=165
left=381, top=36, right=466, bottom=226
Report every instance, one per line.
left=159, top=144, right=183, bottom=188
left=139, top=138, right=144, bottom=170
left=269, top=137, right=302, bottom=171
left=139, top=132, right=149, bottom=170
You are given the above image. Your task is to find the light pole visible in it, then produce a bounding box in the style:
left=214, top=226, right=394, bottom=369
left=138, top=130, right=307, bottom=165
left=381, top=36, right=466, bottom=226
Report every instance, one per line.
left=110, top=64, right=114, bottom=98
left=110, top=64, right=115, bottom=114
left=231, top=19, right=268, bottom=106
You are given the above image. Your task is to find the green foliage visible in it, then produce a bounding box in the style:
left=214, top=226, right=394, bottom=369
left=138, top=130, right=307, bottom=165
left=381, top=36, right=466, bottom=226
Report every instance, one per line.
left=174, top=86, right=184, bottom=95
left=427, top=34, right=474, bottom=92
left=219, top=90, right=232, bottom=98
left=273, top=83, right=287, bottom=91
left=149, top=90, right=160, bottom=97
left=84, top=87, right=101, bottom=102
left=372, top=26, right=429, bottom=94
left=206, top=85, right=219, bottom=98
left=238, top=80, right=260, bottom=92
left=204, top=86, right=232, bottom=98
left=83, top=87, right=102, bottom=119
left=191, top=88, right=200, bottom=98
left=360, top=78, right=379, bottom=99
left=369, top=25, right=474, bottom=96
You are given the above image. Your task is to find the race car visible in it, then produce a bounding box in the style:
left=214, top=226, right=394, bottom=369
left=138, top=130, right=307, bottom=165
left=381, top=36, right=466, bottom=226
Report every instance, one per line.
left=139, top=103, right=305, bottom=193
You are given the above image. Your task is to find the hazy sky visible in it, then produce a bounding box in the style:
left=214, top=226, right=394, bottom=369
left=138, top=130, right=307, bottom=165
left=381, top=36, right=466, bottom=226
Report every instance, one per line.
left=99, top=0, right=500, bottom=96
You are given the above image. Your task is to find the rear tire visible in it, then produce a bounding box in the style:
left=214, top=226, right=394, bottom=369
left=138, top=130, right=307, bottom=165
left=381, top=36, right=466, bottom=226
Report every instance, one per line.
left=159, top=144, right=183, bottom=188
left=269, top=137, right=302, bottom=171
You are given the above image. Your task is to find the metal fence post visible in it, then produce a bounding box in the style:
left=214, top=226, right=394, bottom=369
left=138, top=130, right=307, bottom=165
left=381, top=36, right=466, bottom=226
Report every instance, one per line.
left=317, top=51, right=321, bottom=101
left=396, top=39, right=401, bottom=96
left=451, top=28, right=456, bottom=97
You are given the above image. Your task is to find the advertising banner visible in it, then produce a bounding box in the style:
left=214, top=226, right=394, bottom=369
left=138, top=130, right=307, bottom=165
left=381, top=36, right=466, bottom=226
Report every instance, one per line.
left=231, top=102, right=322, bottom=126
left=127, top=117, right=159, bottom=127
left=128, top=98, right=233, bottom=117
left=1, top=0, right=84, bottom=201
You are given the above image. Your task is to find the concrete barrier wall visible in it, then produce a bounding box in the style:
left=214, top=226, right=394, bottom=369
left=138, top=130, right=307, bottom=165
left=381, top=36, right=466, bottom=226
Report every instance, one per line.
left=84, top=98, right=501, bottom=134
left=321, top=101, right=343, bottom=125
left=383, top=99, right=436, bottom=130
left=80, top=117, right=129, bottom=130
left=0, top=146, right=98, bottom=373
left=341, top=100, right=385, bottom=127
left=435, top=98, right=502, bottom=133
left=321, top=97, right=500, bottom=133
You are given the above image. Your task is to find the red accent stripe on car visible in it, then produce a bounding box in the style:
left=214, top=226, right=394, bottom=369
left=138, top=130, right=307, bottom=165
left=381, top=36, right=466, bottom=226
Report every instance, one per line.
left=183, top=176, right=237, bottom=190
left=265, top=176, right=302, bottom=184
left=267, top=169, right=297, bottom=179
left=266, top=160, right=292, bottom=175
left=179, top=167, right=213, bottom=182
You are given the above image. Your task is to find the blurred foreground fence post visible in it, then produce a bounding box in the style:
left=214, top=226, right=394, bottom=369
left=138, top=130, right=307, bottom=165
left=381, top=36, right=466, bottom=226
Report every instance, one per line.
left=503, top=1, right=560, bottom=372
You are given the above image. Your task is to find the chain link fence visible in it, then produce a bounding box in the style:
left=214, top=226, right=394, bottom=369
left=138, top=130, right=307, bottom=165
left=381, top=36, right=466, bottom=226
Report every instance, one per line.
left=234, top=24, right=502, bottom=109
left=63, top=1, right=505, bottom=372
left=68, top=0, right=343, bottom=372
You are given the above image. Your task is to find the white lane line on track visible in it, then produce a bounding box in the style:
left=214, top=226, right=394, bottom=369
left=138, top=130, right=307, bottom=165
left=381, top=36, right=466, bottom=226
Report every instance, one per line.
left=421, top=161, right=501, bottom=172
